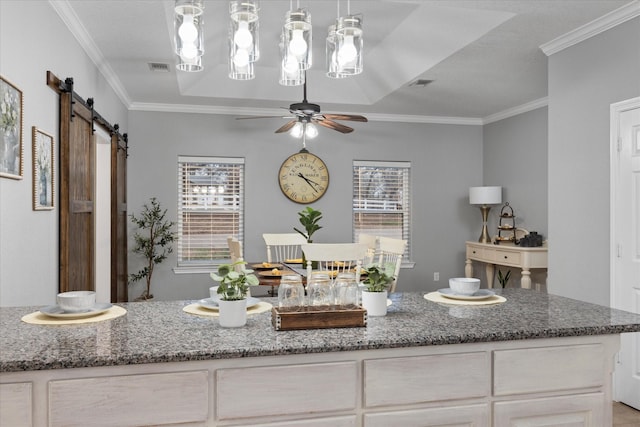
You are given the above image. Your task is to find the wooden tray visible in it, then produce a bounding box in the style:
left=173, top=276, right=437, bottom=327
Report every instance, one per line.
left=272, top=305, right=367, bottom=331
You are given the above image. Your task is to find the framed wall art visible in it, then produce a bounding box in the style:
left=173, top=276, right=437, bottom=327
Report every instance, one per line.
left=32, top=127, right=55, bottom=210
left=0, top=75, right=23, bottom=179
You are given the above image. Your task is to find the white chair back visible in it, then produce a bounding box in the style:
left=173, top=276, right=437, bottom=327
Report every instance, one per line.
left=262, top=233, right=307, bottom=263
left=300, top=243, right=369, bottom=282
left=227, top=236, right=243, bottom=264
left=358, top=233, right=378, bottom=266
left=377, top=236, right=407, bottom=293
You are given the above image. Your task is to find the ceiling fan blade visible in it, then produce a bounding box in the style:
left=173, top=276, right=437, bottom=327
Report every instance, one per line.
left=315, top=118, right=354, bottom=134
left=323, top=113, right=368, bottom=122
left=275, top=120, right=298, bottom=133
left=236, top=115, right=292, bottom=120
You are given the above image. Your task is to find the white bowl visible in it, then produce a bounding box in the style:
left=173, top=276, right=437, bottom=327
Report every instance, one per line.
left=209, top=286, right=220, bottom=300
left=56, top=291, right=96, bottom=313
left=449, top=278, right=480, bottom=296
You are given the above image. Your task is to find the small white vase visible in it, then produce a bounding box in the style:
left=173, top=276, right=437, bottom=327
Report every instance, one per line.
left=362, top=290, right=388, bottom=316
left=218, top=299, right=247, bottom=327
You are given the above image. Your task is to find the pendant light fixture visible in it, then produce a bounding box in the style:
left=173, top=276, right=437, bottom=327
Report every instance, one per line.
left=228, top=1, right=259, bottom=80
left=279, top=33, right=305, bottom=86
left=335, top=0, right=363, bottom=76
left=174, top=0, right=204, bottom=72
left=281, top=2, right=312, bottom=77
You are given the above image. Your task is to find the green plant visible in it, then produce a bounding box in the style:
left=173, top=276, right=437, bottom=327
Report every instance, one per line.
left=210, top=261, right=259, bottom=301
left=294, top=207, right=323, bottom=243
left=129, top=197, right=176, bottom=300
left=498, top=269, right=511, bottom=288
left=361, top=265, right=394, bottom=292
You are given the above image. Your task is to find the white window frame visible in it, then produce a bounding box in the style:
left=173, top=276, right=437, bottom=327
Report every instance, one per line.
left=174, top=156, right=244, bottom=273
left=353, top=160, right=412, bottom=262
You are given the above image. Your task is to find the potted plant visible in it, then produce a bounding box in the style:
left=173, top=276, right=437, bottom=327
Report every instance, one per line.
left=294, top=207, right=322, bottom=267
left=129, top=197, right=176, bottom=301
left=360, top=265, right=394, bottom=316
left=498, top=269, right=511, bottom=288
left=210, top=261, right=259, bottom=327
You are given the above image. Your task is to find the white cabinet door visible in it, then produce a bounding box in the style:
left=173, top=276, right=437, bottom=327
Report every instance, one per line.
left=364, top=404, right=489, bottom=427
left=494, top=393, right=605, bottom=426
left=0, top=382, right=32, bottom=427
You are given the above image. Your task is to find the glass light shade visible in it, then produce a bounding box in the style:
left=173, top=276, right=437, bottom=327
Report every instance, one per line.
left=326, top=24, right=346, bottom=79
left=289, top=122, right=304, bottom=138
left=229, top=1, right=260, bottom=63
left=279, top=32, right=304, bottom=86
left=176, top=54, right=203, bottom=72
left=283, top=9, right=312, bottom=71
left=335, top=14, right=363, bottom=76
left=175, top=13, right=204, bottom=59
left=469, top=186, right=502, bottom=205
left=228, top=35, right=255, bottom=80
left=175, top=0, right=204, bottom=17
left=305, top=123, right=318, bottom=139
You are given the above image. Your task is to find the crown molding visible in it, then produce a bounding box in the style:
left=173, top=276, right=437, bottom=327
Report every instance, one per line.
left=49, top=0, right=131, bottom=107
left=540, top=0, right=640, bottom=56
left=482, top=97, right=548, bottom=124
left=128, top=102, right=484, bottom=125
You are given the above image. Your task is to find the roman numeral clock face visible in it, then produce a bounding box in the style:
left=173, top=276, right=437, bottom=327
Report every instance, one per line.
left=278, top=151, right=329, bottom=204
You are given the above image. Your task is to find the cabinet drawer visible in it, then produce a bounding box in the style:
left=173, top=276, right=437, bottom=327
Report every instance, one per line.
left=494, top=344, right=604, bottom=396
left=364, top=352, right=489, bottom=407
left=241, top=415, right=357, bottom=427
left=494, top=250, right=521, bottom=265
left=494, top=393, right=605, bottom=426
left=466, top=246, right=486, bottom=260
left=49, top=370, right=209, bottom=427
left=216, top=361, right=357, bottom=421
left=364, top=404, right=489, bottom=427
left=0, top=382, right=32, bottom=427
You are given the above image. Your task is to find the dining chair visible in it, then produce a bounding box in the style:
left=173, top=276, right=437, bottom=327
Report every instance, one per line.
left=262, top=233, right=307, bottom=263
left=227, top=236, right=243, bottom=264
left=357, top=233, right=378, bottom=266
left=300, top=243, right=369, bottom=282
left=377, top=236, right=407, bottom=293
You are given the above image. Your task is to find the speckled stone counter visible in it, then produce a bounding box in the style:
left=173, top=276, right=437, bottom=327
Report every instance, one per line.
left=1, top=289, right=639, bottom=372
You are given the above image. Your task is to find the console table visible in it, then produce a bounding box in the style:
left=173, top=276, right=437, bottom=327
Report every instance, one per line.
left=465, top=241, right=548, bottom=289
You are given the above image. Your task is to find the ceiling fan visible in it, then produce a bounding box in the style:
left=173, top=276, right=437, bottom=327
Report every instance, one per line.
left=236, top=77, right=368, bottom=135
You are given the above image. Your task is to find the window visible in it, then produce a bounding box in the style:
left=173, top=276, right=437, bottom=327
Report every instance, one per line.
left=353, top=160, right=411, bottom=259
left=177, top=156, right=244, bottom=267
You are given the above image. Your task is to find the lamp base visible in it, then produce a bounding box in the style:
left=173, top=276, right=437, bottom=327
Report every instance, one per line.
left=478, top=205, right=492, bottom=244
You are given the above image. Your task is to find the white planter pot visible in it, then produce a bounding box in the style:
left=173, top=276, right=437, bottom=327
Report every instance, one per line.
left=362, top=290, right=388, bottom=316
left=218, top=299, right=247, bottom=327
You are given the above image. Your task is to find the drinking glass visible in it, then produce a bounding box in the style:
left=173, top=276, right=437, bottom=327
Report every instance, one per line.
left=306, top=272, right=333, bottom=307
left=278, top=274, right=305, bottom=308
left=334, top=272, right=359, bottom=308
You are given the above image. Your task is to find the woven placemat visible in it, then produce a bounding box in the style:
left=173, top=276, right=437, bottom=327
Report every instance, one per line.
left=21, top=305, right=127, bottom=325
left=183, top=301, right=273, bottom=317
left=424, top=292, right=506, bottom=306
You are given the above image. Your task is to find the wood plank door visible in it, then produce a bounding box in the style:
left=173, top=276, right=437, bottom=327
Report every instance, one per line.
left=112, top=133, right=128, bottom=302
left=59, top=92, right=95, bottom=293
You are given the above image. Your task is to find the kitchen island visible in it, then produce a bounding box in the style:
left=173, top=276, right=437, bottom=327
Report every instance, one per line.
left=1, top=289, right=639, bottom=426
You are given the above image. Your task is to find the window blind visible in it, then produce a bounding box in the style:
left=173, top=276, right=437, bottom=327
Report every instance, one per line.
left=177, top=156, right=244, bottom=266
left=353, top=160, right=411, bottom=259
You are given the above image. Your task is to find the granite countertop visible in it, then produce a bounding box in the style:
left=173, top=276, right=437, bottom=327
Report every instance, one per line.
left=1, top=289, right=640, bottom=373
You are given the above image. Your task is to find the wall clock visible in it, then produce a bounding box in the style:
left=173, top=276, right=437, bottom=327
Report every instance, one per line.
left=278, top=150, right=329, bottom=204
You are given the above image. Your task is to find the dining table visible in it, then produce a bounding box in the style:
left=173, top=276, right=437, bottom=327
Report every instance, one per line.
left=251, top=261, right=307, bottom=296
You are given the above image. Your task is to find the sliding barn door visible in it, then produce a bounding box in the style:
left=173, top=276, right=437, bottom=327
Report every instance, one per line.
left=59, top=92, right=95, bottom=292
left=112, top=134, right=128, bottom=302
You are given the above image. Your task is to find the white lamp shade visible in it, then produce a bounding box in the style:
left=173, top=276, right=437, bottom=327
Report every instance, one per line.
left=469, top=186, right=502, bottom=205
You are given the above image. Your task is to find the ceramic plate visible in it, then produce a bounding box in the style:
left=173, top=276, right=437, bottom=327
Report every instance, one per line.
left=437, top=288, right=496, bottom=301
left=285, top=258, right=303, bottom=264
left=198, top=297, right=261, bottom=310
left=39, top=303, right=113, bottom=319
left=258, top=270, right=284, bottom=278
left=251, top=263, right=283, bottom=270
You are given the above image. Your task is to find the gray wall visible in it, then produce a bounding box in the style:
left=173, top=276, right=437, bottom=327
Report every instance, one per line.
left=127, top=111, right=483, bottom=300
left=483, top=107, right=549, bottom=289
left=0, top=1, right=128, bottom=306
left=548, top=17, right=640, bottom=305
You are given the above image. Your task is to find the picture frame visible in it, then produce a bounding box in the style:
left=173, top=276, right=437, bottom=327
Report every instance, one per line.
left=0, top=75, right=24, bottom=179
left=32, top=127, right=55, bottom=210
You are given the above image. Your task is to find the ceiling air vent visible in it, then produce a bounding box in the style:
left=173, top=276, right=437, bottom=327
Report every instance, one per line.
left=148, top=62, right=171, bottom=73
left=408, top=79, right=433, bottom=87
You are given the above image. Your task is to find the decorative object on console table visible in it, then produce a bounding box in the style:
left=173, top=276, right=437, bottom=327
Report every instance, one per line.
left=519, top=231, right=543, bottom=247
left=496, top=202, right=517, bottom=244
left=469, top=186, right=502, bottom=243
left=210, top=261, right=259, bottom=327
left=129, top=197, right=176, bottom=301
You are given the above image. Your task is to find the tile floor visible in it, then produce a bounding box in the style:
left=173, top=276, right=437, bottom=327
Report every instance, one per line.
left=614, top=402, right=640, bottom=426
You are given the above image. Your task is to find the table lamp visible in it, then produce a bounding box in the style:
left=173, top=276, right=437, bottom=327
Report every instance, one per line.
left=469, top=186, right=502, bottom=243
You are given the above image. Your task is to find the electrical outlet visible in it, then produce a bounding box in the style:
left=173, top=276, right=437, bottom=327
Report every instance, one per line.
left=434, top=272, right=439, bottom=281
